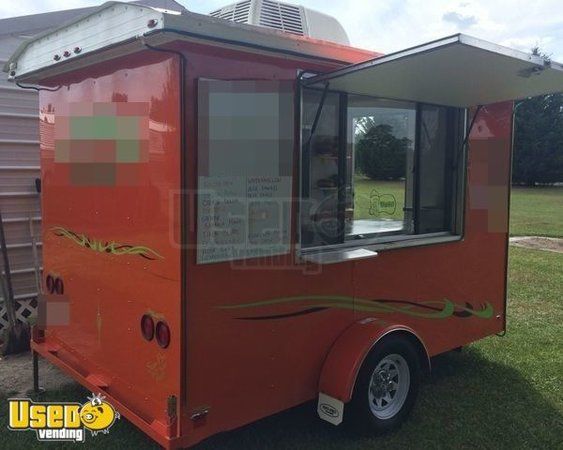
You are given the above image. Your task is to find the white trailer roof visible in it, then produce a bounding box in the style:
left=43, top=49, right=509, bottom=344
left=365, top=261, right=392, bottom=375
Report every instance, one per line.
left=4, top=1, right=374, bottom=82
left=6, top=3, right=561, bottom=107
left=303, top=34, right=563, bottom=107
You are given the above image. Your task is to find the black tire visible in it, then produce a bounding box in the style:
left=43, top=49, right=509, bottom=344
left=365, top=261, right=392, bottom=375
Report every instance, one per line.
left=346, top=335, right=421, bottom=435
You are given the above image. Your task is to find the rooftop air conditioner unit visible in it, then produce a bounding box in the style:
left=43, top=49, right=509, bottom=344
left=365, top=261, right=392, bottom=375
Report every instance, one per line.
left=209, top=0, right=350, bottom=45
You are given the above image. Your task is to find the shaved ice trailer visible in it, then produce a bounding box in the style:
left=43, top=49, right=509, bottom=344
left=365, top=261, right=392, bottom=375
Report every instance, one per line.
left=5, top=1, right=563, bottom=448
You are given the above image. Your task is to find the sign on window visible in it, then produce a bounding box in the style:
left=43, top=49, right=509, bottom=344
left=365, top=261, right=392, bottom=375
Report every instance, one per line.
left=197, top=79, right=293, bottom=264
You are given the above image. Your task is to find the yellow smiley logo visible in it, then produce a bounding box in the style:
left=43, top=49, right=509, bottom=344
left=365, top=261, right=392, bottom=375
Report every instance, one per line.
left=79, top=394, right=119, bottom=435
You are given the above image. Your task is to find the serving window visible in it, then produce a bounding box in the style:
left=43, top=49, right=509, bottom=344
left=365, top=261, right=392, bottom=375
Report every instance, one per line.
left=300, top=87, right=465, bottom=252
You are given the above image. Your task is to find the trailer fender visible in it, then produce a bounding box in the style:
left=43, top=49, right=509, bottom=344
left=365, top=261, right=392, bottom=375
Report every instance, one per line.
left=318, top=319, right=430, bottom=413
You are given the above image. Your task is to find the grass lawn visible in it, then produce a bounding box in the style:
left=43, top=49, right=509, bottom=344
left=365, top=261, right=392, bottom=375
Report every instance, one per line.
left=509, top=186, right=563, bottom=237
left=1, top=186, right=561, bottom=448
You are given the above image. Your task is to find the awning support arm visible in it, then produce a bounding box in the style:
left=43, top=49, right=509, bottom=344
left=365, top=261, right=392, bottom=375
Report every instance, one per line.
left=461, top=105, right=483, bottom=153
left=304, top=82, right=330, bottom=150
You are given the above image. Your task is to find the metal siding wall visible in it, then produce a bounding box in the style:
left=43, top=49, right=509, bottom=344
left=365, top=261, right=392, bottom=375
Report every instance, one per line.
left=0, top=34, right=42, bottom=312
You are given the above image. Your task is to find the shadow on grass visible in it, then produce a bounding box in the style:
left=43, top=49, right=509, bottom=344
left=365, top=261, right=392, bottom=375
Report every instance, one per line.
left=1, top=348, right=561, bottom=449
left=196, top=348, right=563, bottom=450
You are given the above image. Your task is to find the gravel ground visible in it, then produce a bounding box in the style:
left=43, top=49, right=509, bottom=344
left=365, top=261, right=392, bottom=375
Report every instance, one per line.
left=0, top=351, right=75, bottom=396
left=509, top=236, right=563, bottom=253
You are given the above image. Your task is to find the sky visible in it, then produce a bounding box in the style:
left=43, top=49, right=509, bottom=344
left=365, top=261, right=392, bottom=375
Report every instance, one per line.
left=1, top=0, right=562, bottom=61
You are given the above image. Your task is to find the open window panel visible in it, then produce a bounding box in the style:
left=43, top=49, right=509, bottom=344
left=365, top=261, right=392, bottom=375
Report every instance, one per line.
left=299, top=87, right=465, bottom=253
left=299, top=33, right=563, bottom=262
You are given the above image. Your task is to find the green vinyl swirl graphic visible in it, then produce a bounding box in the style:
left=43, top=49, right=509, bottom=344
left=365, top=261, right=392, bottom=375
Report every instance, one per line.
left=51, top=226, right=163, bottom=260
left=219, top=296, right=494, bottom=321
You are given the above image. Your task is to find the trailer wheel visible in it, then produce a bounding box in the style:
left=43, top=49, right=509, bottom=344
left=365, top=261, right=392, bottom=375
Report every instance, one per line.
left=347, top=336, right=420, bottom=434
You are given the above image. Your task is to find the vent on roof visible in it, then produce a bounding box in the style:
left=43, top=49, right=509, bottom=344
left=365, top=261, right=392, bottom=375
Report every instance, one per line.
left=209, top=0, right=350, bottom=45
left=259, top=0, right=303, bottom=35
left=210, top=0, right=251, bottom=23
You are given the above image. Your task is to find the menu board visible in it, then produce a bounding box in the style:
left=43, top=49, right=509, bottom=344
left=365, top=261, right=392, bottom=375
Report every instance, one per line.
left=197, top=80, right=293, bottom=264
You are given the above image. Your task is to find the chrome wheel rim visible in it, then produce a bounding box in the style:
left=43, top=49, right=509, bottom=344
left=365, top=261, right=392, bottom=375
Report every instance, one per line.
left=368, top=354, right=410, bottom=420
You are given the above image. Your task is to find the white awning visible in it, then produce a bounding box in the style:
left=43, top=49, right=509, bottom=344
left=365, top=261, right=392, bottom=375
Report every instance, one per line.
left=303, top=34, right=563, bottom=107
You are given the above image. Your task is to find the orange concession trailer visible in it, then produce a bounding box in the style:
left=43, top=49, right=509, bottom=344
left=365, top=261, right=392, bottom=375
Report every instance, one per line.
left=5, top=2, right=563, bottom=448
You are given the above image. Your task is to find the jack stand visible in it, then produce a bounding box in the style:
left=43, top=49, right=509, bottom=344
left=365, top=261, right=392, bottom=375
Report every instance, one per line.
left=29, top=350, right=45, bottom=396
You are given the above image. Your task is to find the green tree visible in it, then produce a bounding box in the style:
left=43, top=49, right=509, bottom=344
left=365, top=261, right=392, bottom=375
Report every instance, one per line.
left=513, top=92, right=563, bottom=185
left=513, top=47, right=563, bottom=186
left=355, top=123, right=410, bottom=180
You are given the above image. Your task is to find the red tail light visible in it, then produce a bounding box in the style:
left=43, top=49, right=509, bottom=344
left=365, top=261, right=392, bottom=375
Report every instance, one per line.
left=54, top=278, right=64, bottom=295
left=141, top=315, right=154, bottom=341
left=155, top=321, right=170, bottom=348
left=46, top=275, right=55, bottom=294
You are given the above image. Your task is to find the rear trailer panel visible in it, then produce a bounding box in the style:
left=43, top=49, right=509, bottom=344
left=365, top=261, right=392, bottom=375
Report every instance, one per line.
left=37, top=51, right=182, bottom=442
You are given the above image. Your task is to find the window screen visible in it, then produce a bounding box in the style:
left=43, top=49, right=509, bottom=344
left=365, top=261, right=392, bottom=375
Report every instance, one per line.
left=346, top=96, right=416, bottom=240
